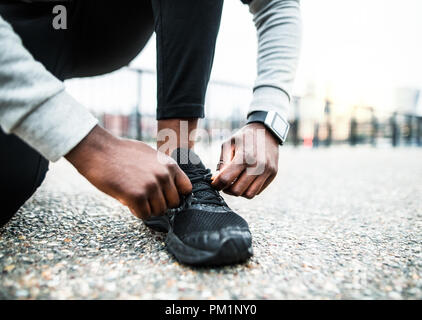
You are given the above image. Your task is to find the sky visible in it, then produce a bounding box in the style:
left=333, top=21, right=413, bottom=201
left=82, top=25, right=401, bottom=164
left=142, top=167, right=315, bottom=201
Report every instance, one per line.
left=296, top=0, right=422, bottom=114
left=66, top=0, right=422, bottom=117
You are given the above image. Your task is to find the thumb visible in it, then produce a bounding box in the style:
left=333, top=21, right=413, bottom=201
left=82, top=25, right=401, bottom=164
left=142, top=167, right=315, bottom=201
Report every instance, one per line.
left=174, top=169, right=192, bottom=195
left=215, top=139, right=234, bottom=175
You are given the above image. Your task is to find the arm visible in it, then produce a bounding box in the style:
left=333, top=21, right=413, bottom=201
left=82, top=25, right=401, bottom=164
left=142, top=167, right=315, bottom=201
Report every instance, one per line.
left=0, top=14, right=191, bottom=218
left=0, top=14, right=98, bottom=162
left=248, top=0, right=302, bottom=121
left=212, top=0, right=302, bottom=198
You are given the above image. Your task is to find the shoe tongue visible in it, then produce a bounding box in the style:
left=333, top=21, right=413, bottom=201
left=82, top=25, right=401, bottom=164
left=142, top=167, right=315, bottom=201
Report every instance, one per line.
left=171, top=148, right=223, bottom=206
left=171, top=148, right=206, bottom=173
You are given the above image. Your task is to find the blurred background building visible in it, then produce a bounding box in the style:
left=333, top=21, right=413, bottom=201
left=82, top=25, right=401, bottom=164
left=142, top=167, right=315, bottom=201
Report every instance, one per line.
left=64, top=0, right=422, bottom=147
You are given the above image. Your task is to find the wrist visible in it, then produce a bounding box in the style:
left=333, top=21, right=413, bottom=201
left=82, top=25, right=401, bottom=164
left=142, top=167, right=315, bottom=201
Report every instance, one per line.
left=244, top=122, right=279, bottom=148
left=246, top=110, right=289, bottom=145
left=65, top=125, right=118, bottom=167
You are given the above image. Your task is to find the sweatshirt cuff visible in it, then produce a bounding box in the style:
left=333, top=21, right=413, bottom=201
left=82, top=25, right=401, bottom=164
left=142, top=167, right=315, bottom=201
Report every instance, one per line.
left=12, top=91, right=98, bottom=162
left=248, top=86, right=290, bottom=121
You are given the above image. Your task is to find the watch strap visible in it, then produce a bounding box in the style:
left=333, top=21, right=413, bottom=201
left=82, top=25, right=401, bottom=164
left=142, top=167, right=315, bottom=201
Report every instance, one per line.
left=247, top=111, right=286, bottom=145
left=247, top=111, right=267, bottom=123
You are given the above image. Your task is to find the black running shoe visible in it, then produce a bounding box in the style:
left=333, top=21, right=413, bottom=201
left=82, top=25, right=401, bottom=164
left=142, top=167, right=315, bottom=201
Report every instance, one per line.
left=144, top=148, right=253, bottom=266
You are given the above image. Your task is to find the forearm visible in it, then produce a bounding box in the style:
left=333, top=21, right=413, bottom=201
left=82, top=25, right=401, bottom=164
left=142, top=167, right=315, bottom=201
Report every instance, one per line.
left=0, top=14, right=97, bottom=161
left=248, top=0, right=302, bottom=120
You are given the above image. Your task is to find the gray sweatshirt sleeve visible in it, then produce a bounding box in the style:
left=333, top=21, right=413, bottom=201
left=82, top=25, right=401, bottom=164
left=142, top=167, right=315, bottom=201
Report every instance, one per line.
left=0, top=14, right=98, bottom=162
left=247, top=0, right=302, bottom=121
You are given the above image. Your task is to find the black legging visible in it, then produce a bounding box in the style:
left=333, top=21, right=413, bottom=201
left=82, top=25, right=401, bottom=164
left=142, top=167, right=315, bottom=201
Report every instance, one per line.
left=0, top=0, right=223, bottom=225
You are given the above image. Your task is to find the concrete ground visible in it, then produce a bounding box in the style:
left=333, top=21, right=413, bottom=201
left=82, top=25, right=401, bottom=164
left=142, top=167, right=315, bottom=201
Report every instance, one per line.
left=1, top=146, right=421, bottom=299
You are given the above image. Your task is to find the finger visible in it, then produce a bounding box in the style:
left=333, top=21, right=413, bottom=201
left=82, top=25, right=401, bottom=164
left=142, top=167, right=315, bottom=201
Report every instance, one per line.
left=216, top=140, right=234, bottom=172
left=148, top=188, right=167, bottom=216
left=222, top=188, right=236, bottom=196
left=257, top=173, right=276, bottom=195
left=131, top=198, right=151, bottom=220
left=212, top=138, right=246, bottom=190
left=227, top=169, right=257, bottom=197
left=213, top=133, right=250, bottom=190
left=174, top=169, right=192, bottom=195
left=212, top=160, right=245, bottom=191
left=243, top=173, right=270, bottom=199
left=162, top=178, right=180, bottom=208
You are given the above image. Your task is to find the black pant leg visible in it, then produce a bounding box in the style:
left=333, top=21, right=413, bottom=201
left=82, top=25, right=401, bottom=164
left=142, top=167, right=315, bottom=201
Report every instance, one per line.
left=0, top=129, right=49, bottom=226
left=0, top=3, right=63, bottom=226
left=0, top=1, right=155, bottom=80
left=0, top=2, right=74, bottom=80
left=0, top=1, right=155, bottom=225
left=69, top=0, right=154, bottom=78
left=152, top=0, right=224, bottom=120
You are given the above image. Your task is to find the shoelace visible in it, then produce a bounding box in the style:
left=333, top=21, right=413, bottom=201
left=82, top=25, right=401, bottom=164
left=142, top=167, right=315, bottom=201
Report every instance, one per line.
left=187, top=168, right=225, bottom=206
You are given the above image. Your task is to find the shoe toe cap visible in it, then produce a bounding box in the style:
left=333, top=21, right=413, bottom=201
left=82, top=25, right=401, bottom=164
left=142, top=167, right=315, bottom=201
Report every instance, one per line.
left=181, top=227, right=253, bottom=257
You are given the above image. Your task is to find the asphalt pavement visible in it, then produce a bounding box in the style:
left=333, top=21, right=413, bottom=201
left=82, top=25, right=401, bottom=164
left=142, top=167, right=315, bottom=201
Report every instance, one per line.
left=1, top=146, right=421, bottom=299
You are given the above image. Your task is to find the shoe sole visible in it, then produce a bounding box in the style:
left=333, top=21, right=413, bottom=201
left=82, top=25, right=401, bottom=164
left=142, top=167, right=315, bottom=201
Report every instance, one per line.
left=144, top=216, right=253, bottom=266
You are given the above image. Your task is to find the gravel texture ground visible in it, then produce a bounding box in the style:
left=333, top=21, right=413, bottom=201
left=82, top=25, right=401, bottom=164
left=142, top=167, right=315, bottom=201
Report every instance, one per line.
left=1, top=146, right=421, bottom=300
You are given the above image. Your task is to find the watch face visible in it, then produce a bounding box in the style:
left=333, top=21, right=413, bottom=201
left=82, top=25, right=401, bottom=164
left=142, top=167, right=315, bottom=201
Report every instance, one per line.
left=271, top=114, right=288, bottom=139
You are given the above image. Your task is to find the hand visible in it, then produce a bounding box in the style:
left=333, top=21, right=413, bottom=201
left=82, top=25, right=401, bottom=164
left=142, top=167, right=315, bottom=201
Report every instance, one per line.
left=65, top=125, right=192, bottom=219
left=212, top=122, right=279, bottom=199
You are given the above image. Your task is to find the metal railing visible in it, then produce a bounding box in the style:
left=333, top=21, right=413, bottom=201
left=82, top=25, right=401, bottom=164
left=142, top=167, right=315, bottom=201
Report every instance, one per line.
left=65, top=67, right=422, bottom=148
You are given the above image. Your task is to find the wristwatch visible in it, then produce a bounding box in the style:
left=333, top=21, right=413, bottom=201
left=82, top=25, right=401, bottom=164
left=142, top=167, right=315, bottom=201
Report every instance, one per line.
left=246, top=111, right=290, bottom=145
